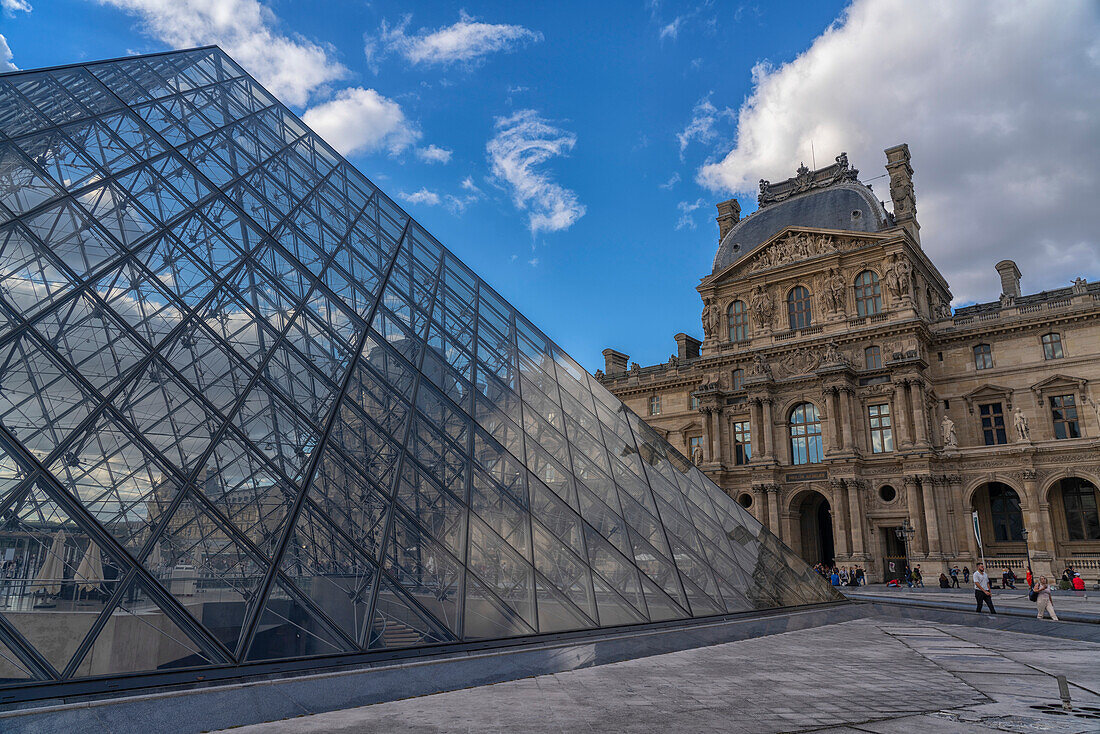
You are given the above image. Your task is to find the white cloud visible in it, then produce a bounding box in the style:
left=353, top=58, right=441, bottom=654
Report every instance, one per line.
left=0, top=34, right=16, bottom=71
left=399, top=188, right=441, bottom=206
left=676, top=198, right=705, bottom=230
left=367, top=12, right=541, bottom=67
left=416, top=144, right=452, bottom=164
left=659, top=172, right=681, bottom=189
left=677, top=94, right=731, bottom=159
left=301, top=87, right=419, bottom=157
left=461, top=176, right=481, bottom=193
left=659, top=17, right=683, bottom=41
left=2, top=0, right=32, bottom=16
left=697, top=0, right=1100, bottom=304
left=97, top=0, right=345, bottom=107
left=528, top=257, right=540, bottom=267
left=487, top=109, right=586, bottom=234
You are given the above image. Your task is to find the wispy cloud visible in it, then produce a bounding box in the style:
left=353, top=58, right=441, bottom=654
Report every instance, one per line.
left=416, top=144, right=453, bottom=164
left=659, top=17, right=684, bottom=41
left=0, top=34, right=17, bottom=71
left=676, top=198, right=705, bottom=230
left=677, top=93, right=731, bottom=158
left=97, top=0, right=346, bottom=107
left=302, top=87, right=419, bottom=157
left=659, top=172, right=681, bottom=189
left=366, top=12, right=541, bottom=68
left=399, top=188, right=441, bottom=206
left=487, top=109, right=586, bottom=234
left=2, top=0, right=32, bottom=16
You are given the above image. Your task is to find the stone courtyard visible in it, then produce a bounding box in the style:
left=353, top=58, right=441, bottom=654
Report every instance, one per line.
left=221, top=617, right=1100, bottom=733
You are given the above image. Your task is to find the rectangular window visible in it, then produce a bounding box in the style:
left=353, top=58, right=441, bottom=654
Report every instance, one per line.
left=689, top=435, right=703, bottom=462
left=868, top=403, right=893, bottom=453
left=732, top=420, right=751, bottom=465
left=690, top=395, right=700, bottom=410
left=979, top=402, right=1008, bottom=445
left=731, top=369, right=744, bottom=390
left=973, top=344, right=993, bottom=370
left=1050, top=394, right=1080, bottom=439
left=649, top=395, right=661, bottom=416
left=1042, top=333, right=1064, bottom=360
left=865, top=346, right=882, bottom=370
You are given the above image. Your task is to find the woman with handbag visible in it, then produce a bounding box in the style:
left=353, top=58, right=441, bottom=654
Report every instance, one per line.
left=1032, top=576, right=1059, bottom=621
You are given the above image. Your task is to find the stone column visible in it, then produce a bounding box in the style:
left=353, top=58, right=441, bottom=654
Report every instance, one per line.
left=825, top=388, right=843, bottom=451
left=714, top=407, right=726, bottom=466
left=950, top=475, right=980, bottom=564
left=830, top=479, right=851, bottom=559
left=751, top=484, right=767, bottom=526
left=766, top=485, right=781, bottom=540
left=821, top=387, right=839, bottom=454
left=750, top=398, right=765, bottom=461
left=706, top=407, right=721, bottom=463
left=904, top=475, right=927, bottom=555
left=846, top=480, right=866, bottom=557
left=841, top=387, right=858, bottom=454
left=1037, top=501, right=1058, bottom=567
left=912, top=380, right=929, bottom=446
left=894, top=382, right=912, bottom=447
left=920, top=475, right=942, bottom=558
left=762, top=398, right=777, bottom=463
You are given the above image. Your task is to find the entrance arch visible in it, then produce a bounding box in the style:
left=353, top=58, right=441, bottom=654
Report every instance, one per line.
left=791, top=490, right=835, bottom=566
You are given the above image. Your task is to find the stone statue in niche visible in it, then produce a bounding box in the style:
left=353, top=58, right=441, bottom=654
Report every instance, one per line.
left=748, top=352, right=772, bottom=378
left=941, top=416, right=958, bottom=448
left=701, top=298, right=719, bottom=340
left=823, top=342, right=849, bottom=366
left=885, top=256, right=912, bottom=302
left=890, top=175, right=916, bottom=220
left=1013, top=406, right=1030, bottom=442
left=824, top=268, right=846, bottom=314
left=692, top=445, right=704, bottom=465
left=750, top=284, right=773, bottom=329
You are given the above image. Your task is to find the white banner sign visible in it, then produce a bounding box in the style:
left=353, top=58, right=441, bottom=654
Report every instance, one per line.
left=972, top=510, right=982, bottom=548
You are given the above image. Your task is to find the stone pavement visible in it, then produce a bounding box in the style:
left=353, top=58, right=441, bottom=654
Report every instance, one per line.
left=844, top=586, right=1100, bottom=621
left=218, top=618, right=1100, bottom=734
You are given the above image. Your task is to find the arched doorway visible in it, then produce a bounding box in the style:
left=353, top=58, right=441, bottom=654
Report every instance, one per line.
left=972, top=482, right=1025, bottom=544
left=793, top=491, right=835, bottom=566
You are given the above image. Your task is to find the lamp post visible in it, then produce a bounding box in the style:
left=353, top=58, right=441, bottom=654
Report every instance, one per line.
left=1021, top=527, right=1032, bottom=586
left=895, top=520, right=916, bottom=588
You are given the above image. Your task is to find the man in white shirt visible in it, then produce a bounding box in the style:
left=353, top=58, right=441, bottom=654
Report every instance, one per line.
left=973, top=562, right=996, bottom=614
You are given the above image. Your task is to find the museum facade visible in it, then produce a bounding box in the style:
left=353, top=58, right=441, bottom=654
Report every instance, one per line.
left=598, top=146, right=1100, bottom=583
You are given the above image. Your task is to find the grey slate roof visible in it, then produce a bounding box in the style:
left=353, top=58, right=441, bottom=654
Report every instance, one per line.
left=712, top=183, right=890, bottom=274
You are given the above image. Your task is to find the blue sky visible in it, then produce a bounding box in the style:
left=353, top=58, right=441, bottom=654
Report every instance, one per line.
left=2, top=1, right=1098, bottom=373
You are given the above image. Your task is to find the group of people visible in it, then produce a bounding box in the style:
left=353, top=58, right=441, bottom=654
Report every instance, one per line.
left=971, top=562, right=1072, bottom=620
left=812, top=563, right=866, bottom=587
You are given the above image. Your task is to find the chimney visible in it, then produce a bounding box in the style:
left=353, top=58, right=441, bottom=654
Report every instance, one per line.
left=995, top=260, right=1022, bottom=299
left=674, top=333, right=701, bottom=360
left=602, top=348, right=629, bottom=375
left=715, top=198, right=741, bottom=242
left=884, top=143, right=919, bottom=244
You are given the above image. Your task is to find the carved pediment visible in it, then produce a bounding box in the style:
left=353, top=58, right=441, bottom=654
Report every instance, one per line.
left=961, top=383, right=1015, bottom=414
left=1030, top=374, right=1088, bottom=402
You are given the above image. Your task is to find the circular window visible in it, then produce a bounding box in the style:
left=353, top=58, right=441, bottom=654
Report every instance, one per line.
left=737, top=493, right=753, bottom=508
left=851, top=209, right=862, bottom=220
left=879, top=484, right=897, bottom=503
left=732, top=244, right=740, bottom=252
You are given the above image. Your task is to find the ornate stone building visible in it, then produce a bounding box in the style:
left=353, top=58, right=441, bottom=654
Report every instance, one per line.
left=597, top=145, right=1100, bottom=583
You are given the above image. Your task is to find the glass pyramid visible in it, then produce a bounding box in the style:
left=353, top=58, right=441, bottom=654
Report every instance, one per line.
left=0, top=46, right=836, bottom=694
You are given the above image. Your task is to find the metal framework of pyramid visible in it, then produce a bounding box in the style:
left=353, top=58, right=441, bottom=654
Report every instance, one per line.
left=0, top=47, right=836, bottom=698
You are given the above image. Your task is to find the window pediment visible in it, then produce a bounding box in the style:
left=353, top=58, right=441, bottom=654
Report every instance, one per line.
left=1030, top=374, right=1088, bottom=403
left=961, top=383, right=1015, bottom=414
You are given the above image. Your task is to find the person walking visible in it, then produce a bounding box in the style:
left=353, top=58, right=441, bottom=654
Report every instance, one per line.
left=974, top=562, right=996, bottom=614
left=1033, top=576, right=1059, bottom=620
left=949, top=566, right=960, bottom=588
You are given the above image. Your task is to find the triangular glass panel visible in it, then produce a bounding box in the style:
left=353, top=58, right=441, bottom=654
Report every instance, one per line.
left=0, top=223, right=78, bottom=325
left=67, top=575, right=216, bottom=678
left=463, top=573, right=534, bottom=641
left=368, top=574, right=454, bottom=650
left=534, top=577, right=595, bottom=634
left=244, top=579, right=354, bottom=662
left=382, top=511, right=461, bottom=637
left=0, top=629, right=38, bottom=683
left=0, top=481, right=119, bottom=674
left=279, top=502, right=378, bottom=646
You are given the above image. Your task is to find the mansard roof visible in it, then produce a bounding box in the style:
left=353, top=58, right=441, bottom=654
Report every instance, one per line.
left=712, top=156, right=891, bottom=275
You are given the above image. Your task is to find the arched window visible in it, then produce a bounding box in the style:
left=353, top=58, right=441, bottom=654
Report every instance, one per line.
left=789, top=402, right=823, bottom=465
left=987, top=483, right=1024, bottom=542
left=731, top=368, right=744, bottom=390
left=1059, top=477, right=1100, bottom=540
left=728, top=300, right=748, bottom=342
left=787, top=286, right=812, bottom=330
left=854, top=270, right=882, bottom=316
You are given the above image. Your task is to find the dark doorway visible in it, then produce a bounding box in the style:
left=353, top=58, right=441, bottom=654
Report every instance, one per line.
left=882, top=526, right=907, bottom=582
left=795, top=492, right=835, bottom=566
